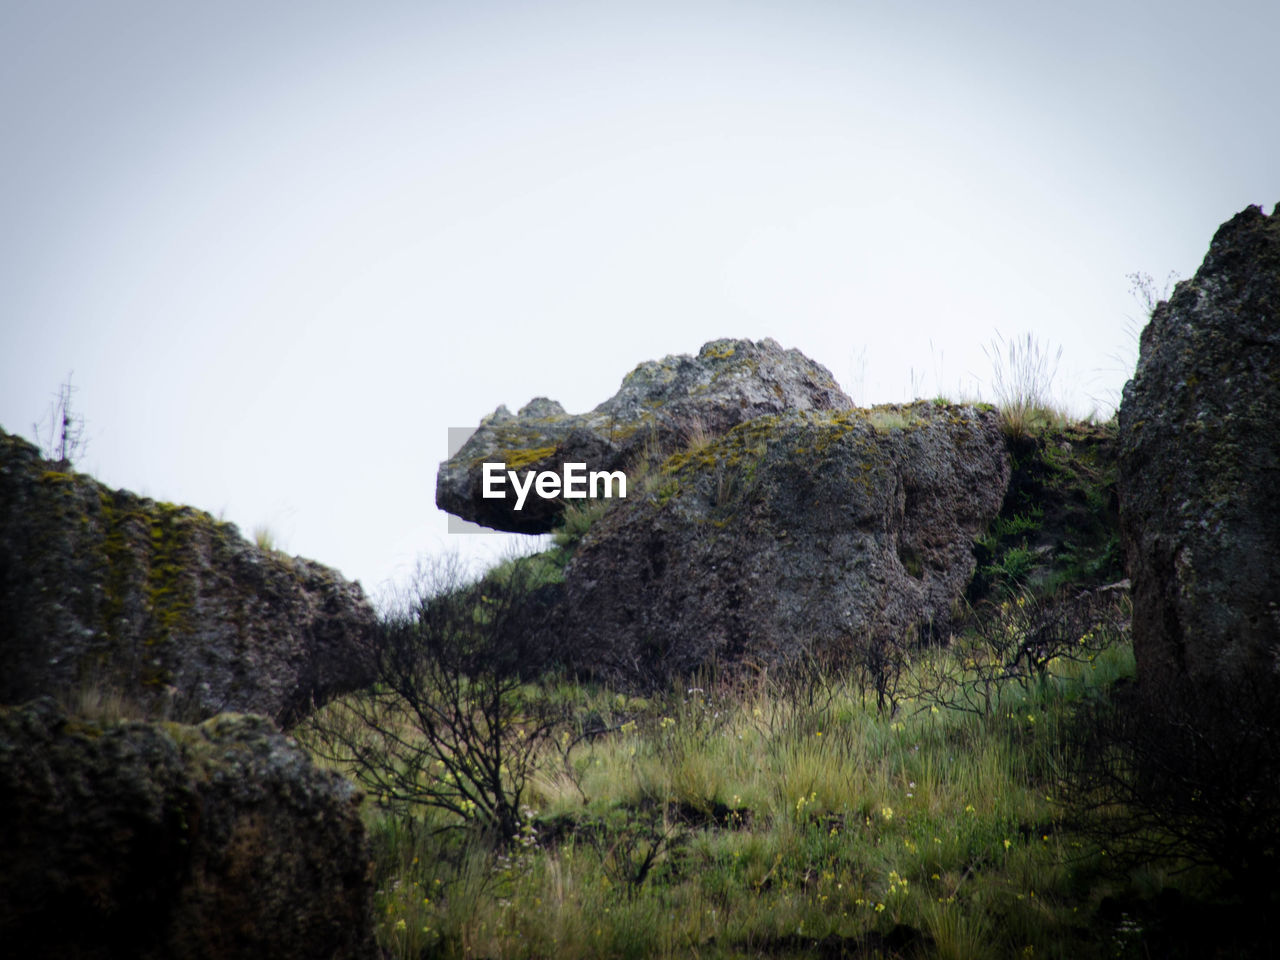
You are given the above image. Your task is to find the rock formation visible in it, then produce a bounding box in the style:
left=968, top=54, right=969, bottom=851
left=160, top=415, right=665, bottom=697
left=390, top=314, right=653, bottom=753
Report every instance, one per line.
left=437, top=337, right=852, bottom=532
left=0, top=698, right=377, bottom=960
left=0, top=429, right=376, bottom=726
left=555, top=402, right=1010, bottom=684
left=1118, top=203, right=1280, bottom=694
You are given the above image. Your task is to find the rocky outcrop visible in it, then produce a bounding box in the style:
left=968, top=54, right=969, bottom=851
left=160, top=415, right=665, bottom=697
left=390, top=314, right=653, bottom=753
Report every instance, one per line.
left=1118, top=204, right=1280, bottom=694
left=0, top=698, right=376, bottom=960
left=437, top=338, right=852, bottom=532
left=555, top=402, right=1010, bottom=684
left=0, top=429, right=376, bottom=726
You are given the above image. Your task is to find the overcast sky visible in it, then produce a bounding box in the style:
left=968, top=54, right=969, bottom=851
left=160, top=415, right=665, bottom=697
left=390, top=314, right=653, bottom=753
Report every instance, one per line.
left=2, top=0, right=1276, bottom=601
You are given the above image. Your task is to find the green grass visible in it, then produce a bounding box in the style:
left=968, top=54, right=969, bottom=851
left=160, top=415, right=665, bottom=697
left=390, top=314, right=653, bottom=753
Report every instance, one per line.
left=314, top=636, right=1181, bottom=959
left=552, top=498, right=615, bottom=553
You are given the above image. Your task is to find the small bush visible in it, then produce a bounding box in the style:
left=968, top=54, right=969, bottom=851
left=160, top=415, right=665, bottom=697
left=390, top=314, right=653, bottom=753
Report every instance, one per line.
left=32, top=373, right=88, bottom=467
left=301, top=555, right=566, bottom=845
left=908, top=586, right=1129, bottom=717
left=1066, top=673, right=1280, bottom=898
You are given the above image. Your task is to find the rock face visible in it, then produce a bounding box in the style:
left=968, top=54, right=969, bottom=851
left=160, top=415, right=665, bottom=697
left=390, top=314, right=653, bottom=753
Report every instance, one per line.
left=0, top=698, right=377, bottom=960
left=556, top=402, right=1010, bottom=684
left=437, top=337, right=852, bottom=532
left=0, top=429, right=376, bottom=726
left=1118, top=204, right=1280, bottom=694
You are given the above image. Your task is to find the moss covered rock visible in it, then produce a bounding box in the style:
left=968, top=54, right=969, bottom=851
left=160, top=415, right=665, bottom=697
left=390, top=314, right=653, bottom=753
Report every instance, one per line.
left=555, top=402, right=1009, bottom=684
left=0, top=698, right=376, bottom=959
left=0, top=429, right=376, bottom=725
left=1119, top=203, right=1280, bottom=695
left=436, top=337, right=852, bottom=532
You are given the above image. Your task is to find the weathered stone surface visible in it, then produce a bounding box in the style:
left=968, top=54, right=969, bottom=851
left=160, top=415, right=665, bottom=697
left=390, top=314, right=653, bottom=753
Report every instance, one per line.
left=1118, top=203, right=1280, bottom=694
left=437, top=337, right=852, bottom=532
left=0, top=429, right=376, bottom=726
left=0, top=698, right=376, bottom=960
left=555, top=402, right=1010, bottom=684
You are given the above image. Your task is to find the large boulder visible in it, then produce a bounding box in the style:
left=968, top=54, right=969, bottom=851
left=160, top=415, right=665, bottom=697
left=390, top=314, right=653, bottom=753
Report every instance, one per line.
left=0, top=698, right=377, bottom=960
left=437, top=337, right=852, bottom=532
left=1118, top=204, right=1280, bottom=694
left=0, top=429, right=376, bottom=726
left=555, top=402, right=1010, bottom=684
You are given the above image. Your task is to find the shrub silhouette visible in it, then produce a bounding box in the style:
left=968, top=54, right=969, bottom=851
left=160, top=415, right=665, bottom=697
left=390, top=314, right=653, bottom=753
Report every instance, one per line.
left=1066, top=672, right=1280, bottom=900
left=302, top=555, right=564, bottom=845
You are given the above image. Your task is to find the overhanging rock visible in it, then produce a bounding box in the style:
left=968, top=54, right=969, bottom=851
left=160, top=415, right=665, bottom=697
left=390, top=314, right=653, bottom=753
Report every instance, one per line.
left=436, top=337, right=852, bottom=533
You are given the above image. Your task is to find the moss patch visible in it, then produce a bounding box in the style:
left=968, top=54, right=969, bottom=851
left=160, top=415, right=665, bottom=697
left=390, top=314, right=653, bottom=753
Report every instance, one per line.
left=492, top=446, right=558, bottom=470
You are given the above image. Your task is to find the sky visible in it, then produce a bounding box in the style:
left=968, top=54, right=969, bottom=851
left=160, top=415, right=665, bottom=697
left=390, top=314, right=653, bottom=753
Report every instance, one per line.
left=2, top=0, right=1276, bottom=604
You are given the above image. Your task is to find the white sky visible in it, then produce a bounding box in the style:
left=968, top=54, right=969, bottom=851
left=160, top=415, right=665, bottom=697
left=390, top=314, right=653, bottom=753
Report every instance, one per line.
left=2, top=0, right=1276, bottom=601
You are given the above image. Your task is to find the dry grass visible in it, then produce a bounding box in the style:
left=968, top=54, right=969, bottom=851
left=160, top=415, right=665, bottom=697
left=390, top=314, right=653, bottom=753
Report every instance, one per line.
left=983, top=333, right=1071, bottom=436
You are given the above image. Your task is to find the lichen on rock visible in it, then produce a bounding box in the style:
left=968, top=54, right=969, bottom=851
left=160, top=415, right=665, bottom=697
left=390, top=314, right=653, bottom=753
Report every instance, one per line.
left=551, top=401, right=1010, bottom=685
left=1118, top=203, right=1280, bottom=696
left=0, top=428, right=376, bottom=726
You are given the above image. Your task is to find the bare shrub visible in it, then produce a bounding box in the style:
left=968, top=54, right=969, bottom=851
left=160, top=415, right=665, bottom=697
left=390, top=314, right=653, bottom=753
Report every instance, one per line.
left=1065, top=672, right=1280, bottom=901
left=301, top=554, right=565, bottom=845
left=32, top=373, right=88, bottom=467
left=908, top=585, right=1129, bottom=717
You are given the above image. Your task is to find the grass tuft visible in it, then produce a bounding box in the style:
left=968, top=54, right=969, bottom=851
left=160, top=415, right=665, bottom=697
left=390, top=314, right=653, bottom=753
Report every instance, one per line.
left=252, top=523, right=278, bottom=552
left=983, top=332, right=1070, bottom=437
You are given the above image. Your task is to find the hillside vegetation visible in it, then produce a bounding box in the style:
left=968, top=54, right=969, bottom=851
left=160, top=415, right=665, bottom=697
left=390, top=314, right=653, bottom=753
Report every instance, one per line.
left=302, top=417, right=1273, bottom=959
